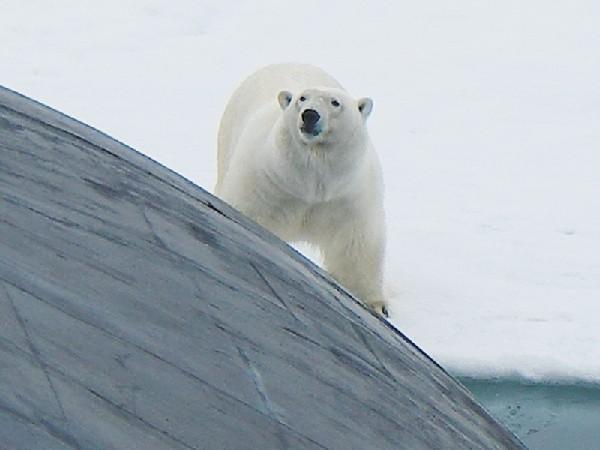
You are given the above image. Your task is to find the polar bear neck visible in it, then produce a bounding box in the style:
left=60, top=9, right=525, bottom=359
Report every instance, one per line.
left=267, top=122, right=368, bottom=203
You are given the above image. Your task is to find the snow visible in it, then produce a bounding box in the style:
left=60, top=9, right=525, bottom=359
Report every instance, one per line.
left=2, top=0, right=599, bottom=383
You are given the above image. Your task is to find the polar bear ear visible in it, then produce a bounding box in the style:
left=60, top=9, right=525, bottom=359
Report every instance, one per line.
left=277, top=91, right=293, bottom=110
left=358, top=97, right=373, bottom=119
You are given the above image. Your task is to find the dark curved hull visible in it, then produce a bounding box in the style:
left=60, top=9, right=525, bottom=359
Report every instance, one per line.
left=0, top=86, right=524, bottom=449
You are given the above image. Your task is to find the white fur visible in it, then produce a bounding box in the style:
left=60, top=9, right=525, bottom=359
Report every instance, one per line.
left=215, top=63, right=387, bottom=315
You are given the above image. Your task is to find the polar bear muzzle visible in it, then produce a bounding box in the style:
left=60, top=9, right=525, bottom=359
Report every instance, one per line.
left=300, top=108, right=322, bottom=136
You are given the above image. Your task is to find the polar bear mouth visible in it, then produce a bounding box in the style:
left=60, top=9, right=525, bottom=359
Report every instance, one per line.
left=300, top=125, right=323, bottom=137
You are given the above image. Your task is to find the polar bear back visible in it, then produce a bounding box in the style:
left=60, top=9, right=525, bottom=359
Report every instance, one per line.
left=216, top=63, right=343, bottom=190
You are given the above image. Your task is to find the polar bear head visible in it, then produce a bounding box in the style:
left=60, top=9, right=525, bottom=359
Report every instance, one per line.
left=277, top=87, right=373, bottom=147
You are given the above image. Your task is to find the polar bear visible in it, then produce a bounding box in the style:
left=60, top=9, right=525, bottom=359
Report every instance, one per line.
left=215, top=63, right=387, bottom=316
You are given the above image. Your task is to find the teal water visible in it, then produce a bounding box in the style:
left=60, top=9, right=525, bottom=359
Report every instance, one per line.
left=460, top=378, right=600, bottom=449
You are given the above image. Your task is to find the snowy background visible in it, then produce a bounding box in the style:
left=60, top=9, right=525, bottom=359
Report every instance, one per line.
left=2, top=0, right=599, bottom=383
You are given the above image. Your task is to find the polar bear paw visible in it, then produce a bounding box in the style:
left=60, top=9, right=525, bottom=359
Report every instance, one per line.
left=371, top=302, right=389, bottom=318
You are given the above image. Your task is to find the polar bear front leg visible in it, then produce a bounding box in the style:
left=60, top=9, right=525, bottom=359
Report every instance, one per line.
left=319, top=218, right=387, bottom=317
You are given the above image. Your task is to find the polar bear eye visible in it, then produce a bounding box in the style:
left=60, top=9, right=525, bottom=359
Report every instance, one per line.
left=299, top=96, right=306, bottom=102
left=331, top=99, right=340, bottom=107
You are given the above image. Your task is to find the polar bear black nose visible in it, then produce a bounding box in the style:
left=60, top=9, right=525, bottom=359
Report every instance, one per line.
left=301, top=109, right=320, bottom=128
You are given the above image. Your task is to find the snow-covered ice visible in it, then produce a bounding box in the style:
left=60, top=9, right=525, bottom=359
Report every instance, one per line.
left=2, top=0, right=599, bottom=383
